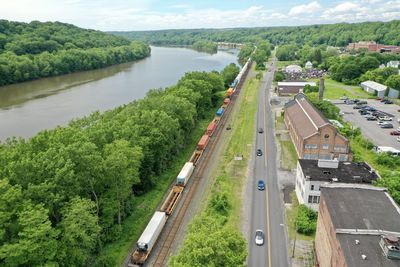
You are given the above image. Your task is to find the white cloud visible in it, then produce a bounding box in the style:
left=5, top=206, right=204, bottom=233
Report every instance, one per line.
left=289, top=1, right=322, bottom=16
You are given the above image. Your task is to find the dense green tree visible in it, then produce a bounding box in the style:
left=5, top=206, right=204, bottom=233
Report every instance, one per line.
left=59, top=197, right=101, bottom=267
left=386, top=75, right=400, bottom=91
left=191, top=40, right=218, bottom=54
left=221, top=63, right=240, bottom=88
left=0, top=203, right=59, bottom=266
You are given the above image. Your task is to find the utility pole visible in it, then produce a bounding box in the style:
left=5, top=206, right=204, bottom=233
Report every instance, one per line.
left=292, top=219, right=297, bottom=258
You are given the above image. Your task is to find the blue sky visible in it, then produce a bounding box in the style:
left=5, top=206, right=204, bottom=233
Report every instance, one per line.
left=1, top=0, right=399, bottom=31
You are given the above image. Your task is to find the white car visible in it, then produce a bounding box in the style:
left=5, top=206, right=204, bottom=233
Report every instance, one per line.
left=379, top=116, right=392, bottom=121
left=255, top=230, right=264, bottom=246
left=377, top=121, right=386, bottom=125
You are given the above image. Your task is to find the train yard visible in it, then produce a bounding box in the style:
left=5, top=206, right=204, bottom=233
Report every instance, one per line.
left=129, top=59, right=252, bottom=266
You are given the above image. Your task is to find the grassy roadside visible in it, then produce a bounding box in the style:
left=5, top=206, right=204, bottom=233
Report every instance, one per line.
left=275, top=115, right=297, bottom=170
left=94, top=113, right=215, bottom=266
left=169, top=64, right=262, bottom=265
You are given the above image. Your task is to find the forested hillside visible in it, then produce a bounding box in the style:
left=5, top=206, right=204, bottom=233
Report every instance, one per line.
left=112, top=20, right=400, bottom=47
left=0, top=69, right=229, bottom=266
left=0, top=20, right=150, bottom=86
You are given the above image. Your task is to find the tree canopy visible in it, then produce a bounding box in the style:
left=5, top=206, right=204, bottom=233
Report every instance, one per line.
left=0, top=20, right=151, bottom=86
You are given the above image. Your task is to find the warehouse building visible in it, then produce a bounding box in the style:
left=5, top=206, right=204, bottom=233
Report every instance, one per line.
left=315, top=184, right=400, bottom=267
left=277, top=81, right=316, bottom=96
left=360, top=80, right=387, bottom=98
left=284, top=93, right=351, bottom=161
left=295, top=159, right=379, bottom=211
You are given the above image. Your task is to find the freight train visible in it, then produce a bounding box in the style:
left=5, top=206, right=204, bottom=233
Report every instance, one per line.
left=130, top=58, right=252, bottom=266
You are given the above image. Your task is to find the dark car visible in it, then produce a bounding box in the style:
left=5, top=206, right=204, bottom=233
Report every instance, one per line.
left=384, top=100, right=393, bottom=104
left=390, top=131, right=400, bottom=136
left=258, top=128, right=264, bottom=133
left=353, top=105, right=363, bottom=109
left=366, top=116, right=377, bottom=121
left=353, top=99, right=360, bottom=103
left=256, top=149, right=263, bottom=156
left=358, top=100, right=368, bottom=105
left=380, top=123, right=394, bottom=129
left=359, top=110, right=368, bottom=115
left=257, top=180, right=265, bottom=190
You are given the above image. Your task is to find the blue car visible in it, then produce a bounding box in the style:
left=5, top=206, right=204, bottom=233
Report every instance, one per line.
left=257, top=180, right=265, bottom=190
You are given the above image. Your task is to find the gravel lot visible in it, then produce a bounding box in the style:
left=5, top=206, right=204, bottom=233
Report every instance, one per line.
left=334, top=99, right=400, bottom=150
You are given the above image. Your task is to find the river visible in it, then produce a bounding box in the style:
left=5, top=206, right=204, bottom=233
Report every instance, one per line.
left=0, top=46, right=238, bottom=140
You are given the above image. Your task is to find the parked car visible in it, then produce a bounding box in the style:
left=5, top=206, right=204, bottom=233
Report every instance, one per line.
left=359, top=110, right=369, bottom=115
left=384, top=100, right=393, bottom=104
left=256, top=149, right=263, bottom=156
left=353, top=99, right=360, bottom=103
left=255, top=230, right=265, bottom=246
left=257, top=180, right=265, bottom=190
left=379, top=116, right=392, bottom=121
left=353, top=105, right=363, bottom=109
left=345, top=100, right=355, bottom=105
left=366, top=116, right=377, bottom=121
left=380, top=123, right=394, bottom=128
left=358, top=100, right=368, bottom=105
left=377, top=121, right=387, bottom=126
left=376, top=97, right=383, bottom=101
left=390, top=131, right=400, bottom=136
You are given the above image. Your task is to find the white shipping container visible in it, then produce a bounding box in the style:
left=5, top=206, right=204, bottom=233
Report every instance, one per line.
left=137, top=211, right=167, bottom=251
left=176, top=162, right=195, bottom=186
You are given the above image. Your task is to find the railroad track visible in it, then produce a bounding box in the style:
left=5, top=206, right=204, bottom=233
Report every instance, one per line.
left=151, top=62, right=252, bottom=267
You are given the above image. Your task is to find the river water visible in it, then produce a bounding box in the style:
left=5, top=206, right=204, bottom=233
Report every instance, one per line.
left=0, top=46, right=238, bottom=140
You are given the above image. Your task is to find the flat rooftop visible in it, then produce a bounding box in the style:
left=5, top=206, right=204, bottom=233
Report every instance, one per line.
left=321, top=185, right=400, bottom=231
left=337, top=234, right=400, bottom=267
left=299, top=159, right=379, bottom=183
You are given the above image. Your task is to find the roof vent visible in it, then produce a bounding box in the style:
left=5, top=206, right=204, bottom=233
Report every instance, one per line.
left=318, top=159, right=339, bottom=169
left=380, top=235, right=400, bottom=260
left=332, top=178, right=339, bottom=182
left=361, top=254, right=367, bottom=260
left=355, top=240, right=360, bottom=245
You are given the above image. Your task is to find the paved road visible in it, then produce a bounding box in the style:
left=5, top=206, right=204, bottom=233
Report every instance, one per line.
left=249, top=59, right=290, bottom=267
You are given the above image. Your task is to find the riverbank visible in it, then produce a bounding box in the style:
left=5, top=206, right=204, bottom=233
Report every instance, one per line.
left=0, top=46, right=238, bottom=140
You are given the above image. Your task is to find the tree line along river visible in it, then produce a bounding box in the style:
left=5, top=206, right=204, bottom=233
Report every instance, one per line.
left=0, top=46, right=238, bottom=140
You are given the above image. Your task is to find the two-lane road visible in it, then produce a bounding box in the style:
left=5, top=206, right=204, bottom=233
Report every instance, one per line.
left=248, top=59, right=289, bottom=267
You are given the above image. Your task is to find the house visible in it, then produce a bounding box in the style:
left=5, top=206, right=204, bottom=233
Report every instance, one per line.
left=295, top=159, right=379, bottom=211
left=277, top=81, right=316, bottom=96
left=315, top=184, right=400, bottom=267
left=305, top=61, right=313, bottom=69
left=285, top=64, right=302, bottom=73
left=284, top=93, right=351, bottom=161
left=387, top=61, right=400, bottom=68
left=360, top=80, right=387, bottom=98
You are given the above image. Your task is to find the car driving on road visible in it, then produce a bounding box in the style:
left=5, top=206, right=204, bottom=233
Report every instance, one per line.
left=255, top=230, right=264, bottom=246
left=257, top=180, right=265, bottom=190
left=256, top=149, right=263, bottom=156
left=258, top=128, right=264, bottom=133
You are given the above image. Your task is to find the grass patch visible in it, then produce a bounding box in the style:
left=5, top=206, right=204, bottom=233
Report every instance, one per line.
left=286, top=192, right=315, bottom=242
left=309, top=77, right=371, bottom=100
left=95, top=115, right=215, bottom=267
left=280, top=140, right=298, bottom=170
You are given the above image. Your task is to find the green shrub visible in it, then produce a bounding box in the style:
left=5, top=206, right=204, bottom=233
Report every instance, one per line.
left=295, top=204, right=317, bottom=235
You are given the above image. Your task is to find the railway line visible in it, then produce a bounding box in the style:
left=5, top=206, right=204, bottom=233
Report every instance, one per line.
left=128, top=58, right=252, bottom=267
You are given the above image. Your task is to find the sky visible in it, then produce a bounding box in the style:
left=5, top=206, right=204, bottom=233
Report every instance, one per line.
left=0, top=0, right=399, bottom=31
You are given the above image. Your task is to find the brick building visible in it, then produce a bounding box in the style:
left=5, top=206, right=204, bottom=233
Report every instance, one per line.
left=347, top=41, right=400, bottom=54
left=316, top=184, right=400, bottom=267
left=284, top=93, right=351, bottom=161
left=277, top=81, right=316, bottom=96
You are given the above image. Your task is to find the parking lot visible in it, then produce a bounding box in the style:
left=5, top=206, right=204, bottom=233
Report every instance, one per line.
left=334, top=99, right=400, bottom=150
